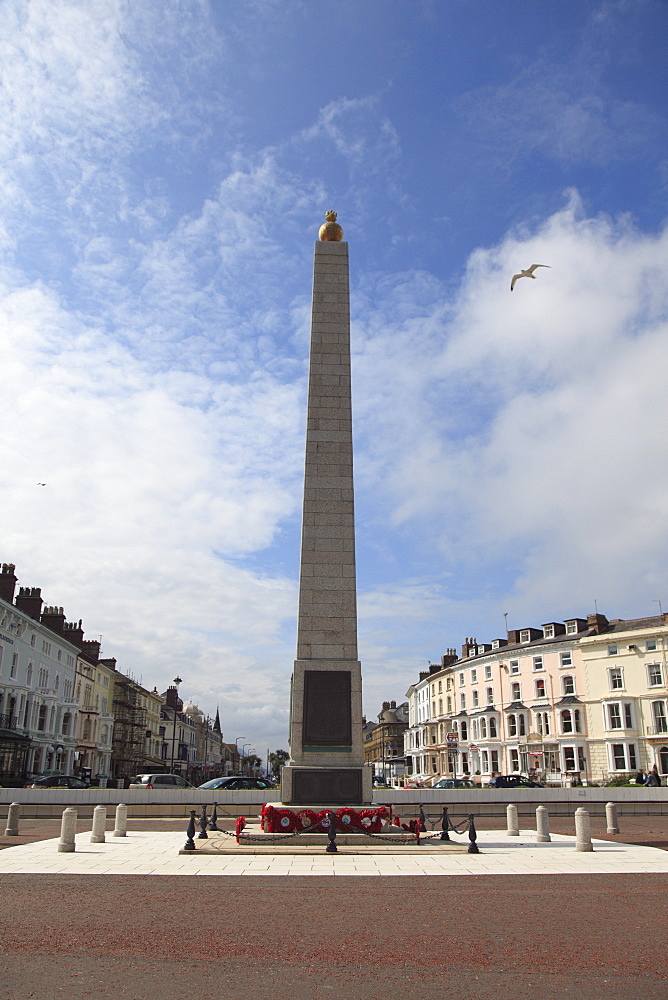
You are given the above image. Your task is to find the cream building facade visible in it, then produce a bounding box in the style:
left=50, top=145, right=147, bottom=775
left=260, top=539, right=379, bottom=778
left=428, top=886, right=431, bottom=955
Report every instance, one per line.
left=404, top=612, right=668, bottom=786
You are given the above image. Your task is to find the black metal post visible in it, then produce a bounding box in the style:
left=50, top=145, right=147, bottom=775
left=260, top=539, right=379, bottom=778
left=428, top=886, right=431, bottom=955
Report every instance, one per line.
left=326, top=811, right=338, bottom=853
left=184, top=809, right=197, bottom=851
left=440, top=806, right=451, bottom=841
left=209, top=802, right=219, bottom=832
left=419, top=805, right=428, bottom=832
left=467, top=813, right=480, bottom=854
left=198, top=804, right=208, bottom=839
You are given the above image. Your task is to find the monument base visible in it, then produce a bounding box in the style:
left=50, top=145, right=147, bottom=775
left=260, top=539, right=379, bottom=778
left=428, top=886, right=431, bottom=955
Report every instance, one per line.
left=281, top=765, right=373, bottom=806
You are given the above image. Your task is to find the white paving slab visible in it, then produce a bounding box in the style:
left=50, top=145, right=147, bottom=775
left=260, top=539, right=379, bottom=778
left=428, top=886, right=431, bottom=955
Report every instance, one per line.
left=0, top=829, right=667, bottom=876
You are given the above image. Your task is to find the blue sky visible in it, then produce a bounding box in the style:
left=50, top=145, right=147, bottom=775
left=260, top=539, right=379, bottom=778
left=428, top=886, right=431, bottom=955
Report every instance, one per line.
left=1, top=0, right=667, bottom=756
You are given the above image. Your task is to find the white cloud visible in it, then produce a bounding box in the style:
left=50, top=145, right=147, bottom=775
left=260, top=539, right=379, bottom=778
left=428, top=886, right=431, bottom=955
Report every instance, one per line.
left=351, top=196, right=668, bottom=632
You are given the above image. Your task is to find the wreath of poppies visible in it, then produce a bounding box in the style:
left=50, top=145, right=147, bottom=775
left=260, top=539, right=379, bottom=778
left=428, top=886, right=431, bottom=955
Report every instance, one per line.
left=261, top=804, right=392, bottom=834
left=235, top=816, right=246, bottom=843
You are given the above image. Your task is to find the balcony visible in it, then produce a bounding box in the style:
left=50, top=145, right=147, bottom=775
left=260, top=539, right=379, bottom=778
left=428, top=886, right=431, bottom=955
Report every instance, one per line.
left=0, top=713, right=16, bottom=730
left=646, top=725, right=668, bottom=737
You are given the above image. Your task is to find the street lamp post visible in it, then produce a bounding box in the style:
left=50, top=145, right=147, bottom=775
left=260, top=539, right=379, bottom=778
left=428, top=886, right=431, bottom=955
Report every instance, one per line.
left=242, top=743, right=251, bottom=774
left=235, top=737, right=245, bottom=775
left=169, top=676, right=183, bottom=774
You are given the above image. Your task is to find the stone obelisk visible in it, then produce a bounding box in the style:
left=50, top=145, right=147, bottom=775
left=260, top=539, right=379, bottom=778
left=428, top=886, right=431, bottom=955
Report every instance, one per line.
left=282, top=212, right=372, bottom=806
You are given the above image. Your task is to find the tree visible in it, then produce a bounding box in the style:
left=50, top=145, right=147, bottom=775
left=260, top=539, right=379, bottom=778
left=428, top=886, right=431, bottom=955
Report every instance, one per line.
left=268, top=749, right=289, bottom=779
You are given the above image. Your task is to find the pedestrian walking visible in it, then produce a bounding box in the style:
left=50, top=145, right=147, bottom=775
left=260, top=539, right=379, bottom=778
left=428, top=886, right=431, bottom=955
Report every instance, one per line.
left=644, top=765, right=661, bottom=787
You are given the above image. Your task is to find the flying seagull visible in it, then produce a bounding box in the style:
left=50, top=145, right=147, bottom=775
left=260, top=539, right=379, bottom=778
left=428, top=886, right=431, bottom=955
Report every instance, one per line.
left=510, top=264, right=550, bottom=291
left=37, top=483, right=46, bottom=486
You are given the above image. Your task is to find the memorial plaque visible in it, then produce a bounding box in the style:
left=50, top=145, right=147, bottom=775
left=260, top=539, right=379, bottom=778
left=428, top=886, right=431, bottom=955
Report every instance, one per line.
left=303, top=670, right=351, bottom=746
left=293, top=768, right=363, bottom=805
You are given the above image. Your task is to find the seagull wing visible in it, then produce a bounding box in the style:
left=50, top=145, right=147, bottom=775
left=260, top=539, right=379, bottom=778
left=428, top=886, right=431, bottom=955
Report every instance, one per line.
left=526, top=264, right=550, bottom=274
left=510, top=273, right=522, bottom=291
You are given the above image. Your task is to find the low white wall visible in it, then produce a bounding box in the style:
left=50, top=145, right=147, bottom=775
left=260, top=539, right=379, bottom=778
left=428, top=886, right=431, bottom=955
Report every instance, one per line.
left=1, top=785, right=667, bottom=818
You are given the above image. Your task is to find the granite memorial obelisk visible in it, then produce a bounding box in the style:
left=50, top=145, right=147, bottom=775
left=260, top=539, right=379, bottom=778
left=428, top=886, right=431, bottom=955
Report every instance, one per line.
left=281, top=212, right=372, bottom=806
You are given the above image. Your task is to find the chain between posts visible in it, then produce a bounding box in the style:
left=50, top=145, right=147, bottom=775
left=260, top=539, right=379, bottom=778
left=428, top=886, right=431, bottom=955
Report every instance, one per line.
left=183, top=805, right=480, bottom=851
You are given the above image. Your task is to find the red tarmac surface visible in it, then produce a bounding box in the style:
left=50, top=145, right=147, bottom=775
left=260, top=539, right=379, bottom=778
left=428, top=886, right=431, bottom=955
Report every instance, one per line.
left=1, top=815, right=667, bottom=999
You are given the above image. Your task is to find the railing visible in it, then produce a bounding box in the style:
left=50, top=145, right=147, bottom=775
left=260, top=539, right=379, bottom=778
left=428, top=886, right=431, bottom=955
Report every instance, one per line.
left=0, top=713, right=16, bottom=729
left=646, top=725, right=668, bottom=736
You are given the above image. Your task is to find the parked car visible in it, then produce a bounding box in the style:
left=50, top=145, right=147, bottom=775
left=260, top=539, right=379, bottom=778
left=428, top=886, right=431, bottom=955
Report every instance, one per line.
left=197, top=776, right=276, bottom=790
left=432, top=778, right=476, bottom=789
left=128, top=773, right=193, bottom=789
left=24, top=775, right=89, bottom=789
left=488, top=774, right=544, bottom=788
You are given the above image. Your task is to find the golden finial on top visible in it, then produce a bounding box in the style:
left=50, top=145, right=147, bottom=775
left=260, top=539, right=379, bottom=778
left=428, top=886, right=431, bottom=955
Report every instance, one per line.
left=318, top=210, right=344, bottom=241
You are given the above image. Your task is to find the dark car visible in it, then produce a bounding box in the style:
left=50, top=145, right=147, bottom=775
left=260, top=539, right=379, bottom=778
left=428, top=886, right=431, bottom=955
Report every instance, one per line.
left=489, top=774, right=544, bottom=788
left=24, top=775, right=89, bottom=789
left=197, top=776, right=276, bottom=790
left=432, top=778, right=476, bottom=789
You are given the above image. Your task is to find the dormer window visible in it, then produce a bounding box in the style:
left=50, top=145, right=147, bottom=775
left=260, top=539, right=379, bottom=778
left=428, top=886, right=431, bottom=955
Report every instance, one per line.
left=520, top=630, right=531, bottom=643
left=543, top=625, right=554, bottom=639
left=565, top=621, right=577, bottom=635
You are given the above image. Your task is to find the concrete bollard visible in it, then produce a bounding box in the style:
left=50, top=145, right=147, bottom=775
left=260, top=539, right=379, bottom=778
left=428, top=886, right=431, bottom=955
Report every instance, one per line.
left=90, top=804, right=107, bottom=844
left=506, top=803, right=519, bottom=836
left=58, top=807, right=78, bottom=853
left=575, top=806, right=593, bottom=852
left=536, top=805, right=551, bottom=843
left=606, top=801, right=619, bottom=834
left=4, top=802, right=20, bottom=837
left=113, top=802, right=127, bottom=837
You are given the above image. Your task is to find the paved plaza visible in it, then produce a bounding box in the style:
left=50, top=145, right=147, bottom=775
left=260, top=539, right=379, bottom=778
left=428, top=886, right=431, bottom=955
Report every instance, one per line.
left=1, top=821, right=668, bottom=999
left=1, top=825, right=668, bottom=875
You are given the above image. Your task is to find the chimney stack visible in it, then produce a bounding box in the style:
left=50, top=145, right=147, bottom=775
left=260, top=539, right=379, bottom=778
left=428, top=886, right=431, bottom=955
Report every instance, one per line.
left=63, top=620, right=84, bottom=649
left=0, top=564, right=17, bottom=605
left=15, top=587, right=43, bottom=621
left=587, top=612, right=609, bottom=634
left=41, top=606, right=66, bottom=637
left=81, top=639, right=100, bottom=664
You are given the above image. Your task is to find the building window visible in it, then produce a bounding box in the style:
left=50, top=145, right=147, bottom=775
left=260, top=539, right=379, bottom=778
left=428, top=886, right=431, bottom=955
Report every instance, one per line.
left=564, top=746, right=576, bottom=770
left=560, top=651, right=572, bottom=668
left=624, top=703, right=633, bottom=728
left=489, top=717, right=497, bottom=738
left=535, top=679, right=546, bottom=699
left=607, top=704, right=622, bottom=729
left=471, top=669, right=477, bottom=683
left=460, top=693, right=466, bottom=711
left=544, top=625, right=554, bottom=639
left=646, top=639, right=657, bottom=652
left=508, top=714, right=517, bottom=737
left=472, top=690, right=479, bottom=708
left=533, top=656, right=543, bottom=671
left=607, top=644, right=618, bottom=656
left=459, top=673, right=465, bottom=686
left=561, top=710, right=573, bottom=733
left=486, top=686, right=494, bottom=705
left=565, top=621, right=577, bottom=634
left=480, top=717, right=487, bottom=738
left=647, top=663, right=663, bottom=687
left=484, top=665, right=492, bottom=680
left=447, top=696, right=452, bottom=713
left=609, top=667, right=624, bottom=690
left=518, top=714, right=526, bottom=736
left=37, top=705, right=47, bottom=731
left=509, top=660, right=519, bottom=674
left=511, top=682, right=521, bottom=701
left=562, top=675, right=575, bottom=695
left=509, top=749, right=519, bottom=771
left=10, top=653, right=18, bottom=679
left=520, top=630, right=531, bottom=643
left=536, top=711, right=550, bottom=735
left=460, top=721, right=468, bottom=741
left=651, top=701, right=668, bottom=734
left=610, top=743, right=636, bottom=771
